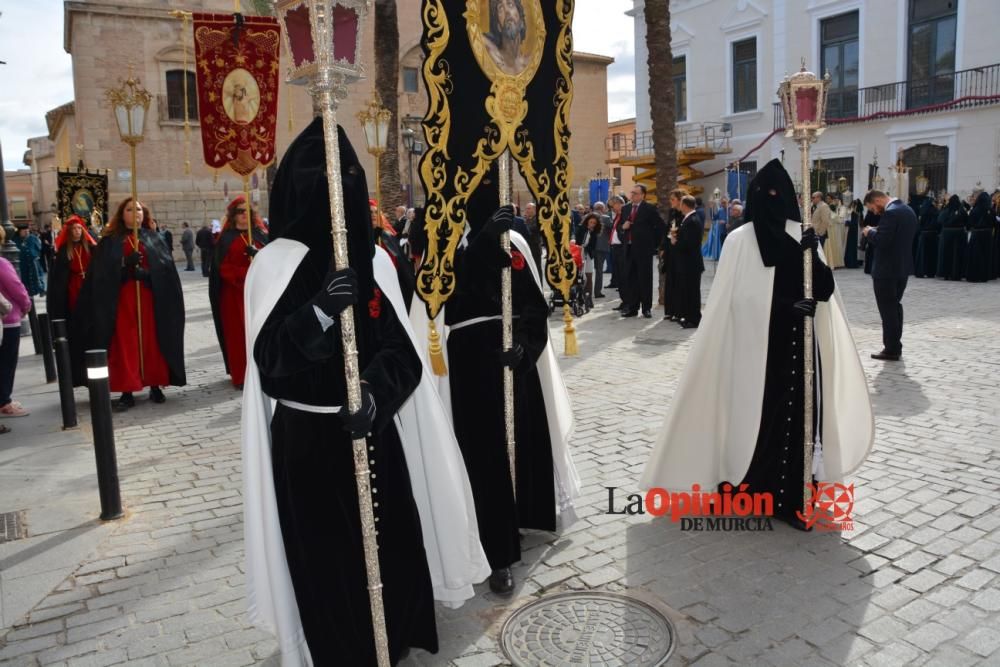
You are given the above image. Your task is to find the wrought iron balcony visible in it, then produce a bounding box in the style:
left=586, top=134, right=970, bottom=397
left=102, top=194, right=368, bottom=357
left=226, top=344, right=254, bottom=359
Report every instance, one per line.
left=774, top=62, right=1000, bottom=130
left=607, top=122, right=733, bottom=163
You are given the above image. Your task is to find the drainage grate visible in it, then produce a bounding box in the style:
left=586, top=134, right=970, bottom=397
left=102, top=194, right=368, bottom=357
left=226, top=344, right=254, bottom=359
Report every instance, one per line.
left=501, top=591, right=676, bottom=666
left=0, top=510, right=27, bottom=544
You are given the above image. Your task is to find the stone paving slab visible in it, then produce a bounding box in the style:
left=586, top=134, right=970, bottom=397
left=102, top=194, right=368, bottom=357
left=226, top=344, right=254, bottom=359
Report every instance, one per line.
left=0, top=266, right=998, bottom=666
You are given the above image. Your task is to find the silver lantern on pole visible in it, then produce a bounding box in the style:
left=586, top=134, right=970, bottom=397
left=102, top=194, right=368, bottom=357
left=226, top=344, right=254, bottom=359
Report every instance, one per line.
left=274, top=2, right=389, bottom=665
left=777, top=61, right=830, bottom=515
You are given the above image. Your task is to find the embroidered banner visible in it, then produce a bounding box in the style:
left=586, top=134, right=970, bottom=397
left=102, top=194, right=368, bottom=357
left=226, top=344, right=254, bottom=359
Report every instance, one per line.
left=192, top=13, right=281, bottom=176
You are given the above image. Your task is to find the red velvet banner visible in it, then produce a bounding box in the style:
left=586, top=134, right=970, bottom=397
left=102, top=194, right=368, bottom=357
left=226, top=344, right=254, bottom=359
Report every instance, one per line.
left=192, top=13, right=280, bottom=176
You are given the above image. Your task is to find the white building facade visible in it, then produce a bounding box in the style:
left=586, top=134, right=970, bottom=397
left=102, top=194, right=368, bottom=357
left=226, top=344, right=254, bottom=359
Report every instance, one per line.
left=629, top=0, right=1000, bottom=201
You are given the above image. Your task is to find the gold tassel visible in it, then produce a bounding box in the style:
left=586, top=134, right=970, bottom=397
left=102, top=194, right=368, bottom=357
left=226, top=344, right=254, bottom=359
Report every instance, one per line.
left=428, top=320, right=448, bottom=376
left=563, top=303, right=578, bottom=356
left=287, top=86, right=294, bottom=133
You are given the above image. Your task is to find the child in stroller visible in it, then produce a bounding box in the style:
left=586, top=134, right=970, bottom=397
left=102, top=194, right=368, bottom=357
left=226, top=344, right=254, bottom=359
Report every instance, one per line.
left=549, top=239, right=590, bottom=317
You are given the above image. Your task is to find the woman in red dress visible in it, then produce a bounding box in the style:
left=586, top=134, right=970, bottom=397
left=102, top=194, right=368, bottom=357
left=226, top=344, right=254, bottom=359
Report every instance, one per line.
left=209, top=196, right=267, bottom=388
left=47, top=215, right=97, bottom=386
left=73, top=198, right=186, bottom=411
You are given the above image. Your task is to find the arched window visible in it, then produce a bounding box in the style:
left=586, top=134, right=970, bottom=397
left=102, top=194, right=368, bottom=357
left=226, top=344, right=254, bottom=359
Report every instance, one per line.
left=165, top=70, right=198, bottom=121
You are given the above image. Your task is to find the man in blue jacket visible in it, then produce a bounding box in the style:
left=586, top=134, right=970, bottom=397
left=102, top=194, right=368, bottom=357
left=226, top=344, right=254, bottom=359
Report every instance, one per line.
left=862, top=189, right=917, bottom=361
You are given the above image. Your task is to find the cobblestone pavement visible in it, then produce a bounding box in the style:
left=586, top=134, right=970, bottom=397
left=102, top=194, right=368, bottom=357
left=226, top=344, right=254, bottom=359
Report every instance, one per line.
left=1, top=265, right=998, bottom=666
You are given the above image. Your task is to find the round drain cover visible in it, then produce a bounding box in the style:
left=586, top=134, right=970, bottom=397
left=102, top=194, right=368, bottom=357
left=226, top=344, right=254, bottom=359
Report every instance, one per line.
left=500, top=591, right=676, bottom=666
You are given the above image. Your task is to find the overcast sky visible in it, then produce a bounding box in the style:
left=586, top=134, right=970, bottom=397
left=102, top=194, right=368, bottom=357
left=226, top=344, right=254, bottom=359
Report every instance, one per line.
left=0, top=0, right=636, bottom=169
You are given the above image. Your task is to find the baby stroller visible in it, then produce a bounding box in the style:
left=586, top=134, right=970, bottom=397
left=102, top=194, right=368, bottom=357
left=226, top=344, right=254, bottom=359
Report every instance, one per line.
left=549, top=242, right=590, bottom=317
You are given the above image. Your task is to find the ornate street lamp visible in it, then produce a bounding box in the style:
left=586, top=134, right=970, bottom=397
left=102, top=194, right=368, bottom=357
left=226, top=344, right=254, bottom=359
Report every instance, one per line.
left=106, top=69, right=152, bottom=380
left=357, top=91, right=391, bottom=222
left=777, top=61, right=830, bottom=515
left=274, top=3, right=390, bottom=665
left=915, top=172, right=930, bottom=196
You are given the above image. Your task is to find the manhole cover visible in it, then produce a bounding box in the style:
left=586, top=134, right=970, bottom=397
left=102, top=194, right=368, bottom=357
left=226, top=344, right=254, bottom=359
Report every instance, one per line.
left=500, top=591, right=676, bottom=666
left=0, top=510, right=27, bottom=544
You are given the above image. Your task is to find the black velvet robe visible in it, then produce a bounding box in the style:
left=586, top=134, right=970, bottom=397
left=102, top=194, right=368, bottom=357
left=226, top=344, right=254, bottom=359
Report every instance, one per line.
left=72, top=229, right=186, bottom=387
left=46, top=244, right=92, bottom=386
left=843, top=207, right=861, bottom=269
left=914, top=202, right=940, bottom=278
left=936, top=199, right=967, bottom=281
left=257, top=116, right=437, bottom=665
left=739, top=238, right=835, bottom=521
left=965, top=193, right=994, bottom=283
left=445, top=229, right=554, bottom=571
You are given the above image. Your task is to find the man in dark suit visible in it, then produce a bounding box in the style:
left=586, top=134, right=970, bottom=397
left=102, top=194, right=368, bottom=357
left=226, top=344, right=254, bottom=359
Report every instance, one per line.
left=669, top=195, right=705, bottom=328
left=620, top=184, right=666, bottom=318
left=862, top=189, right=918, bottom=361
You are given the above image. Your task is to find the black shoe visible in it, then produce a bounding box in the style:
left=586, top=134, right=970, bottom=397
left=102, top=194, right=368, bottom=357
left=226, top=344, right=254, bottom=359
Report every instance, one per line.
left=668, top=315, right=679, bottom=322
left=680, top=320, right=699, bottom=329
left=113, top=393, right=135, bottom=412
left=781, top=514, right=813, bottom=532
left=642, top=310, right=652, bottom=319
left=607, top=282, right=618, bottom=289
left=594, top=293, right=605, bottom=298
left=871, top=350, right=901, bottom=361
left=489, top=567, right=515, bottom=595
left=149, top=386, right=166, bottom=404
left=620, top=310, right=638, bottom=318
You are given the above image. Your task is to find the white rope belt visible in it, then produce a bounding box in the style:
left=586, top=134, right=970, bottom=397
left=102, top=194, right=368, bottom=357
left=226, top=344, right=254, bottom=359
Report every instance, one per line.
left=277, top=399, right=343, bottom=414
left=449, top=314, right=519, bottom=332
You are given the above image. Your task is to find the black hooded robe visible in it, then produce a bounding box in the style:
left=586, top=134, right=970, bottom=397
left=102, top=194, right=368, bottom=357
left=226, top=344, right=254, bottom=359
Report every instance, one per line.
left=72, top=228, right=186, bottom=390
left=733, top=159, right=835, bottom=523
left=965, top=192, right=994, bottom=283
left=46, top=244, right=93, bottom=387
left=254, top=118, right=436, bottom=665
left=445, top=179, right=555, bottom=571
left=913, top=200, right=940, bottom=278
left=936, top=195, right=968, bottom=280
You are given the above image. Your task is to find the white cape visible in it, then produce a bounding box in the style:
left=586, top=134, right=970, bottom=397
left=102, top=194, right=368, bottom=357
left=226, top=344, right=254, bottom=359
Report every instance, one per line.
left=242, top=239, right=490, bottom=666
left=640, top=222, right=874, bottom=491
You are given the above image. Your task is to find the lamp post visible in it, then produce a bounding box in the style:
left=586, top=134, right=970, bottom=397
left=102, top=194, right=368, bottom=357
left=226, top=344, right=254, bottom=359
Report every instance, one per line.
left=106, top=69, right=151, bottom=381
left=275, top=2, right=388, bottom=664
left=777, top=61, right=830, bottom=515
left=401, top=127, right=416, bottom=208
left=357, top=91, right=391, bottom=223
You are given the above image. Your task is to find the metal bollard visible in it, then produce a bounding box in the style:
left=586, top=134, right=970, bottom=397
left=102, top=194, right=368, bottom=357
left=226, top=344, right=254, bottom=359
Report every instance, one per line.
left=27, top=300, right=41, bottom=352
left=85, top=349, right=123, bottom=520
left=51, top=319, right=78, bottom=429
left=37, top=313, right=57, bottom=383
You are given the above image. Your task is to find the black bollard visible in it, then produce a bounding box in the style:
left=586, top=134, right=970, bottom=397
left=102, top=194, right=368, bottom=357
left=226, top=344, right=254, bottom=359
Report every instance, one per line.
left=37, top=313, right=57, bottom=383
left=27, top=300, right=41, bottom=353
left=51, top=319, right=78, bottom=429
left=85, top=349, right=123, bottom=520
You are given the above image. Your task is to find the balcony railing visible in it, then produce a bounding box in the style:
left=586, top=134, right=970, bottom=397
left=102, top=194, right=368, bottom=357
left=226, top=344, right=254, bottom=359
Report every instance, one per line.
left=607, top=122, right=733, bottom=162
left=774, top=62, right=1000, bottom=130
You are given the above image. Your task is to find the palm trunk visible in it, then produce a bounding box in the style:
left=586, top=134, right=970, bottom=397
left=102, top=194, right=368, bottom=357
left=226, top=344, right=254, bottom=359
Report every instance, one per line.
left=374, top=0, right=402, bottom=209
left=645, top=0, right=677, bottom=220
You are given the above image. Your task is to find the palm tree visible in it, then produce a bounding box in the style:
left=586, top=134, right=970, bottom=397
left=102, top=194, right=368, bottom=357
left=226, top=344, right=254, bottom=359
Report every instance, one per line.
left=374, top=0, right=403, bottom=209
left=644, top=0, right=677, bottom=218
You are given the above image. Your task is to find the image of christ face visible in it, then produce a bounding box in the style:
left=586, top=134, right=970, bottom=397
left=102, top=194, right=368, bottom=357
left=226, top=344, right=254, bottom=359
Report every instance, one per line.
left=486, top=0, right=527, bottom=75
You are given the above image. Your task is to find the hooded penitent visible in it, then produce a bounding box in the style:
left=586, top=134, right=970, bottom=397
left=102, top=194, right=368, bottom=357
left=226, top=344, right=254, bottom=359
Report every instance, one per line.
left=642, top=159, right=874, bottom=524
left=242, top=117, right=500, bottom=666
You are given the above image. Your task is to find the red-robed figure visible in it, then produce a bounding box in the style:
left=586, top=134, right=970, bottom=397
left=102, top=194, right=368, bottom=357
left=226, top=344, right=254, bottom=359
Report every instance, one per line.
left=209, top=196, right=268, bottom=388
left=73, top=198, right=186, bottom=411
left=46, top=215, right=97, bottom=386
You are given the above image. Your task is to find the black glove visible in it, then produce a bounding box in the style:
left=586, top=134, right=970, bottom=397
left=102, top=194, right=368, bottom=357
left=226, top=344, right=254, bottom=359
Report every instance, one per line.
left=483, top=205, right=514, bottom=240
left=123, top=251, right=141, bottom=268
left=245, top=245, right=258, bottom=258
left=792, top=298, right=817, bottom=317
left=801, top=227, right=819, bottom=251
left=313, top=267, right=358, bottom=318
left=336, top=383, right=376, bottom=439
left=134, top=267, right=152, bottom=285
left=499, top=343, right=524, bottom=369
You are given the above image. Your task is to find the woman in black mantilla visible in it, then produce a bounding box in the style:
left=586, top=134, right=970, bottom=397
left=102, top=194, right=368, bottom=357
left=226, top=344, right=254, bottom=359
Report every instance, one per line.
left=445, top=169, right=553, bottom=595
left=734, top=160, right=834, bottom=530
left=252, top=117, right=435, bottom=665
